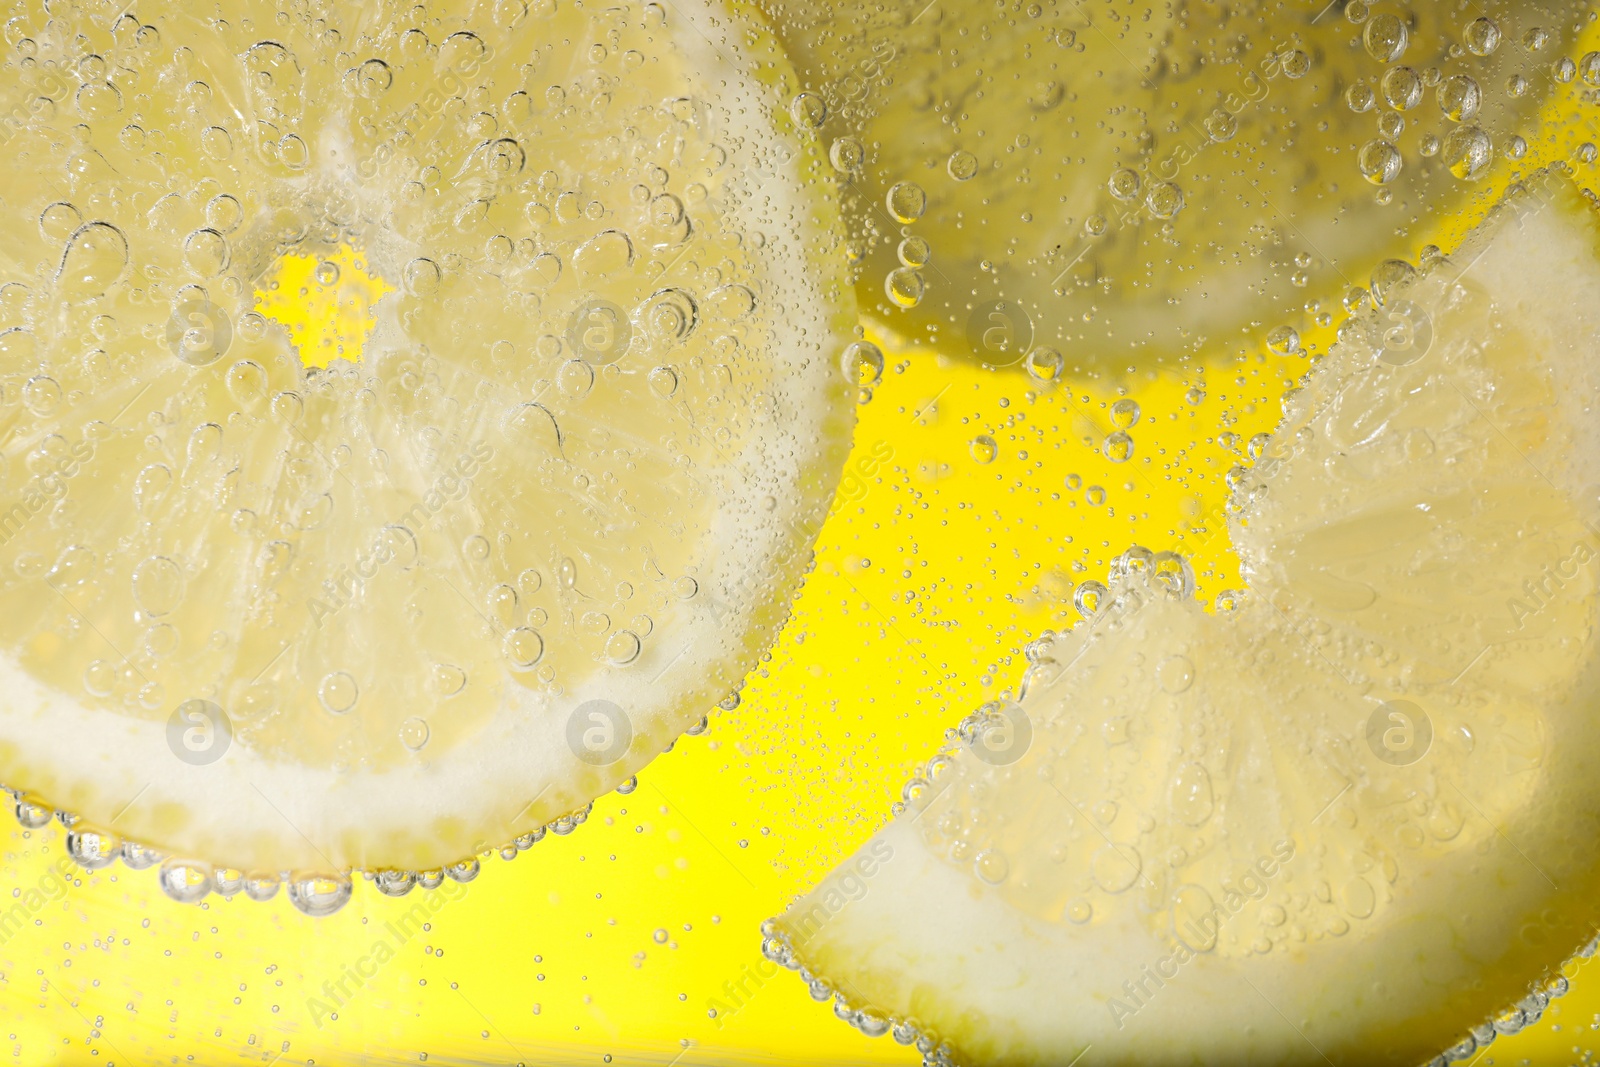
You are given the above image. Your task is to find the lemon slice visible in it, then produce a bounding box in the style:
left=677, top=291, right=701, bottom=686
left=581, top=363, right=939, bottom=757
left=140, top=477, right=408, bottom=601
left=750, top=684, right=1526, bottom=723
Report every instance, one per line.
left=761, top=0, right=1586, bottom=371
left=766, top=172, right=1600, bottom=1064
left=0, top=0, right=854, bottom=899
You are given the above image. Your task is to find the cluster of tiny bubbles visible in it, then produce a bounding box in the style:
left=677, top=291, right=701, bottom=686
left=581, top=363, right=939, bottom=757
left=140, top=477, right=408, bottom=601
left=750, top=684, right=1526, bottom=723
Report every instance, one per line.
left=757, top=920, right=957, bottom=1066
left=1424, top=964, right=1577, bottom=1065
left=1342, top=4, right=1546, bottom=192
left=11, top=781, right=622, bottom=912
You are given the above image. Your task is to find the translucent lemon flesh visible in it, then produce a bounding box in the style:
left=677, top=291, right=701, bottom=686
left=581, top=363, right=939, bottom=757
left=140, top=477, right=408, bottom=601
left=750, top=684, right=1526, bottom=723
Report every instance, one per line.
left=760, top=0, right=1588, bottom=372
left=769, top=174, right=1600, bottom=1065
left=0, top=0, right=855, bottom=875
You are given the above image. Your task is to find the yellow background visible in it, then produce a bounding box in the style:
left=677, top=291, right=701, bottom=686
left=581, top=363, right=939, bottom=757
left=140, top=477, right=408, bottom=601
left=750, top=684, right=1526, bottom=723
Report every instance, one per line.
left=4, top=343, right=1599, bottom=1066
left=7, top=27, right=1600, bottom=1067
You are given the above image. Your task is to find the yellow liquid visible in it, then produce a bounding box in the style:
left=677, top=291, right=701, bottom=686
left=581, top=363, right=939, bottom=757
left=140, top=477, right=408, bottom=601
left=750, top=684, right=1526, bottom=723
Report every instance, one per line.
left=9, top=11, right=1600, bottom=1067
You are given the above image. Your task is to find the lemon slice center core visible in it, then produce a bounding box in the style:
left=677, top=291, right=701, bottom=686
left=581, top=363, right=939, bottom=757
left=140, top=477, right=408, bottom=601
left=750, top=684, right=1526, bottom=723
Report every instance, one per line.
left=253, top=244, right=394, bottom=369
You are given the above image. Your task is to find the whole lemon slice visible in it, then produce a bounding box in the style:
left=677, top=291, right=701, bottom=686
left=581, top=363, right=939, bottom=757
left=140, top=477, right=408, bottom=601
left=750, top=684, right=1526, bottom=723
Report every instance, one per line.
left=0, top=0, right=854, bottom=902
left=766, top=171, right=1600, bottom=1064
left=760, top=0, right=1586, bottom=372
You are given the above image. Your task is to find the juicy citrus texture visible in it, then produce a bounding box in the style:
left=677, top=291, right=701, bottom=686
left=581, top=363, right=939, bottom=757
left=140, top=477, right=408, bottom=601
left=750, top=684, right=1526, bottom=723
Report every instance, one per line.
left=0, top=0, right=855, bottom=881
left=758, top=0, right=1587, bottom=373
left=767, top=173, right=1600, bottom=1065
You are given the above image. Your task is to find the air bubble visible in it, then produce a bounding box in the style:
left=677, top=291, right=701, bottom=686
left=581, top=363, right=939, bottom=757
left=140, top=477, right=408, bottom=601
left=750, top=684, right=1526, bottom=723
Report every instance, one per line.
left=1025, top=346, right=1063, bottom=384
left=1266, top=325, right=1301, bottom=355
left=67, top=827, right=121, bottom=870
left=288, top=873, right=352, bottom=916
left=132, top=556, right=184, bottom=616
left=1582, top=51, right=1600, bottom=87
left=1104, top=431, right=1133, bottom=463
left=830, top=137, right=864, bottom=173
left=843, top=341, right=884, bottom=387
left=884, top=267, right=925, bottom=308
left=885, top=182, right=927, bottom=224
left=159, top=860, right=213, bottom=904
left=505, top=627, right=545, bottom=670
left=1364, top=14, right=1408, bottom=61
left=897, top=236, right=931, bottom=268
left=1443, top=126, right=1493, bottom=181
left=319, top=671, right=359, bottom=714
left=1464, top=17, right=1500, bottom=56
left=1107, top=168, right=1141, bottom=202
left=1144, top=182, right=1184, bottom=220
left=400, top=718, right=430, bottom=751
left=1381, top=66, right=1422, bottom=111
left=1437, top=75, right=1481, bottom=123
left=789, top=92, right=826, bottom=128
left=946, top=150, right=978, bottom=181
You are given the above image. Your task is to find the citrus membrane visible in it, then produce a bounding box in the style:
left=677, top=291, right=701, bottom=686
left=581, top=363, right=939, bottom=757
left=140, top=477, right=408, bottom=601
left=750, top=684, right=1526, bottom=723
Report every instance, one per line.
left=0, top=0, right=855, bottom=899
left=765, top=171, right=1600, bottom=1065
left=758, top=0, right=1589, bottom=374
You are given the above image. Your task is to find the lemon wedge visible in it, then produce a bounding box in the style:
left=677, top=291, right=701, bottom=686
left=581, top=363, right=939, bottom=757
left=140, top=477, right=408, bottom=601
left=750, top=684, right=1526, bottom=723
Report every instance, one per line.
left=0, top=0, right=854, bottom=901
left=767, top=171, right=1600, bottom=1064
left=760, top=0, right=1586, bottom=372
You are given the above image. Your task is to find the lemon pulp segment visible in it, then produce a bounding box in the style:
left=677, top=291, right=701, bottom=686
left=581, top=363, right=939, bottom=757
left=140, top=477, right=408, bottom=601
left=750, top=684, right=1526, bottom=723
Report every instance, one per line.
left=0, top=0, right=855, bottom=880
left=767, top=173, right=1600, bottom=1065
left=759, top=0, right=1587, bottom=373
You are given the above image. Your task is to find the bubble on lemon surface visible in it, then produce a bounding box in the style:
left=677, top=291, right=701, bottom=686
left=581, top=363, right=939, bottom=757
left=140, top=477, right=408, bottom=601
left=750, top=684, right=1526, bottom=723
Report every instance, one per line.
left=759, top=0, right=1585, bottom=370
left=767, top=176, right=1600, bottom=1066
left=0, top=0, right=858, bottom=893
